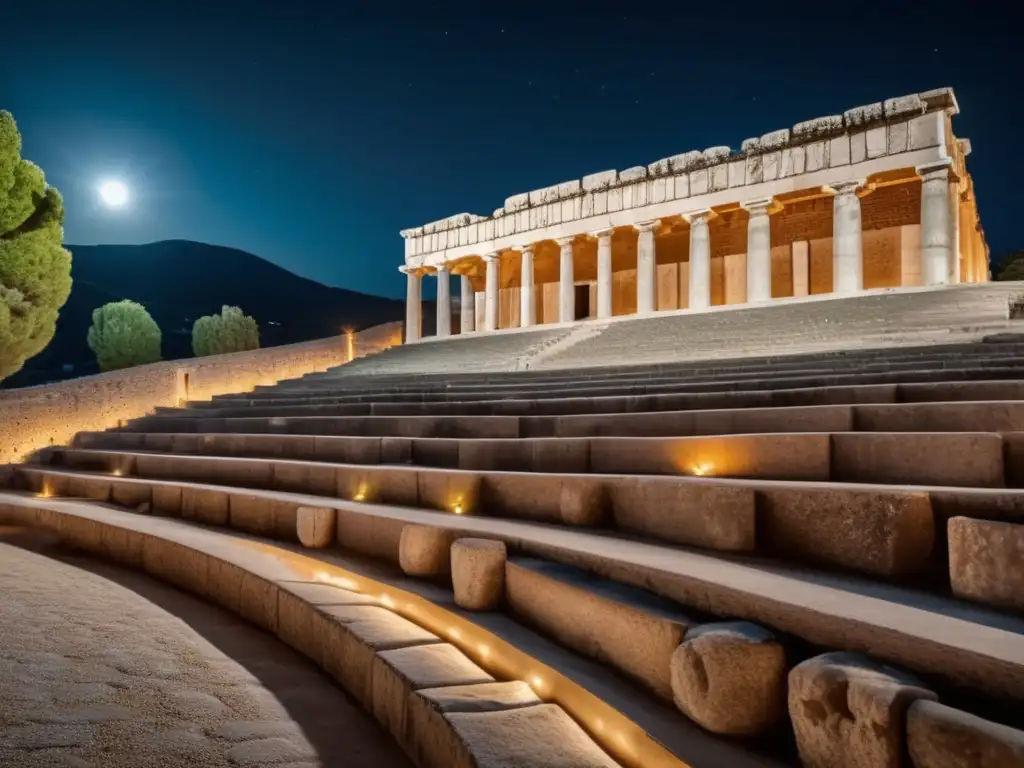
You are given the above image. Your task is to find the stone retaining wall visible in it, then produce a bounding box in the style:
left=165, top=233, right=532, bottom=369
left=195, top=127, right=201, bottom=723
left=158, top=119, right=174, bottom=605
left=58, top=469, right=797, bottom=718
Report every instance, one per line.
left=0, top=322, right=402, bottom=465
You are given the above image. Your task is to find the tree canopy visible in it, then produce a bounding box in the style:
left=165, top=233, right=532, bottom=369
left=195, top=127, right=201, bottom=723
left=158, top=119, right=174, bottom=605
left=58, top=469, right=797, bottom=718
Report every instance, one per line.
left=87, top=300, right=162, bottom=372
left=192, top=305, right=260, bottom=357
left=996, top=250, right=1024, bottom=282
left=0, top=111, right=72, bottom=381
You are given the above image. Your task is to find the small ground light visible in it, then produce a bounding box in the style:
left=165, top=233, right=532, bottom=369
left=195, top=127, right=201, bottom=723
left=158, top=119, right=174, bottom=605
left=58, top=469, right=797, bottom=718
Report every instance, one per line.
left=691, top=463, right=714, bottom=476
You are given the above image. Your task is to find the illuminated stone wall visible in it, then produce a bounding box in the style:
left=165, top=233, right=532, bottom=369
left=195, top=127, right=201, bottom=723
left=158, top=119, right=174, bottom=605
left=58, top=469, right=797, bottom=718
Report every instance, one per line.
left=0, top=322, right=402, bottom=465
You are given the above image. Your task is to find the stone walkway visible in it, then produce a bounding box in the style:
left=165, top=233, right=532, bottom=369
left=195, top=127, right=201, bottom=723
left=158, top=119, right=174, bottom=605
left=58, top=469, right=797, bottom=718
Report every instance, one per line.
left=0, top=536, right=410, bottom=767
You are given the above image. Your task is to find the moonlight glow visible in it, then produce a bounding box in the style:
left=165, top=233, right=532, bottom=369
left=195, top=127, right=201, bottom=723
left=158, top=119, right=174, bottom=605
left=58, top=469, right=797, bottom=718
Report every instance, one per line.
left=99, top=180, right=129, bottom=208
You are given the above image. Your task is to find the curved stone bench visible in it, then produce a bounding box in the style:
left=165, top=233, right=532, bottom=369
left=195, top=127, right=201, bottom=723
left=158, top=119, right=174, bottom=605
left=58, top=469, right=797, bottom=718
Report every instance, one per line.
left=10, top=470, right=1024, bottom=700
left=0, top=493, right=687, bottom=768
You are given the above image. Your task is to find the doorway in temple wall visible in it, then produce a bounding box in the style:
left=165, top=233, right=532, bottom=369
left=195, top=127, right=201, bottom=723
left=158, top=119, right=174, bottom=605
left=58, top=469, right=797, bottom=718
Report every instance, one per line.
left=574, top=284, right=591, bottom=321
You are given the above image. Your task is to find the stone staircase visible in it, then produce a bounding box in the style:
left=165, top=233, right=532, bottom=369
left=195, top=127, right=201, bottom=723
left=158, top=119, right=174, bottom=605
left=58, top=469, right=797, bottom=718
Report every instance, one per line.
left=4, top=339, right=1024, bottom=767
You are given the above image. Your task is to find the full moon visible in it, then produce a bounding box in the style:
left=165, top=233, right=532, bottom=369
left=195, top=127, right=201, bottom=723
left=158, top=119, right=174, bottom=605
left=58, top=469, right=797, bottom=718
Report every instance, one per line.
left=99, top=180, right=129, bottom=208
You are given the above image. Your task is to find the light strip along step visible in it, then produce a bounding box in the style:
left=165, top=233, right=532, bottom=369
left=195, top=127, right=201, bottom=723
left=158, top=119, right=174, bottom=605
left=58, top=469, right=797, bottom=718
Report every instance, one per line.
left=12, top=469, right=1024, bottom=700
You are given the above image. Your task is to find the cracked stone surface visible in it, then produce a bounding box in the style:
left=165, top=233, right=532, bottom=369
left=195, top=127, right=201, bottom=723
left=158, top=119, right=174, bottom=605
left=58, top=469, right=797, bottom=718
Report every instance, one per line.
left=0, top=540, right=409, bottom=767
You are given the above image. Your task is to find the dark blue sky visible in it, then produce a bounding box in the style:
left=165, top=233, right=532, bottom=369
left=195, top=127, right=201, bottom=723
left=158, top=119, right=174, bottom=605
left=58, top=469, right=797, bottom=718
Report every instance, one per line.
left=2, top=2, right=1019, bottom=299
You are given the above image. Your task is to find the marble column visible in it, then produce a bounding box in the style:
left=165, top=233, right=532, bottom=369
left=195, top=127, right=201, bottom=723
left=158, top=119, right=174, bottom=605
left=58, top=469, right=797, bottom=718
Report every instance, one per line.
left=685, top=210, right=712, bottom=310
left=831, top=181, right=865, bottom=294
left=594, top=228, right=614, bottom=319
left=400, top=266, right=421, bottom=343
left=483, top=253, right=499, bottom=331
left=557, top=237, right=575, bottom=323
left=635, top=221, right=658, bottom=314
left=520, top=244, right=535, bottom=328
left=918, top=161, right=954, bottom=286
left=435, top=265, right=451, bottom=337
left=743, top=199, right=773, bottom=303
left=459, top=274, right=475, bottom=334
left=950, top=181, right=962, bottom=284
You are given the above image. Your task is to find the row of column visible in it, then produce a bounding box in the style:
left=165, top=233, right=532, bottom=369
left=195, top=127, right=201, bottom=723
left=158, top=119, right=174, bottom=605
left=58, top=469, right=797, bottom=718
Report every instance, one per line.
left=403, top=161, right=956, bottom=341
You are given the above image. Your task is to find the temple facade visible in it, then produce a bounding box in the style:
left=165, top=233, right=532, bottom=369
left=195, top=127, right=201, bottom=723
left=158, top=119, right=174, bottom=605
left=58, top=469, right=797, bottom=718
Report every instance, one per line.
left=398, top=87, right=989, bottom=340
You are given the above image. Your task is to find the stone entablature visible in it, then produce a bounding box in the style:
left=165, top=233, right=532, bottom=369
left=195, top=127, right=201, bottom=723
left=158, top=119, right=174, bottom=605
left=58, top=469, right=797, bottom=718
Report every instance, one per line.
left=399, top=88, right=960, bottom=266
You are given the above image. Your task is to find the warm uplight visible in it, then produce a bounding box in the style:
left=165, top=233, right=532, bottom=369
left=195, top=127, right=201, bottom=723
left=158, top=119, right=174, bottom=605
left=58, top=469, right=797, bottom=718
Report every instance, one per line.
left=530, top=675, right=545, bottom=692
left=315, top=571, right=359, bottom=592
left=344, top=328, right=355, bottom=362
left=353, top=483, right=369, bottom=502
left=451, top=502, right=464, bottom=515
left=691, top=463, right=714, bottom=477
left=380, top=594, right=396, bottom=610
left=111, top=468, right=123, bottom=477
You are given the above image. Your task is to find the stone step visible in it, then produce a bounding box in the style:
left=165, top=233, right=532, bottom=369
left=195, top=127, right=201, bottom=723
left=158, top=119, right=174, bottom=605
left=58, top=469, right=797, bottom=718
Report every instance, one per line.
left=122, top=401, right=1024, bottom=439
left=65, top=431, right=1012, bottom=489
left=167, top=380, right=1024, bottom=421
left=6, top=479, right=1023, bottom=702
left=267, top=364, right=1024, bottom=398
left=0, top=494, right=638, bottom=768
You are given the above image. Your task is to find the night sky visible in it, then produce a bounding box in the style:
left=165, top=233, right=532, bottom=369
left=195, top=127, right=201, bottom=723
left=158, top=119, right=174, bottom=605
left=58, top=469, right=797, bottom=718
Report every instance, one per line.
left=2, top=1, right=1019, bottom=300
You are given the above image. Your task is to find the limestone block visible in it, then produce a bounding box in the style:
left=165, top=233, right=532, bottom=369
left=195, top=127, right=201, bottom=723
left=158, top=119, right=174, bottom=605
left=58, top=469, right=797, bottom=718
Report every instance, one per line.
left=884, top=94, right=925, bottom=119
left=444, top=704, right=619, bottom=768
left=451, top=538, right=506, bottom=611
left=651, top=176, right=667, bottom=203
left=580, top=192, right=595, bottom=216
left=296, top=505, right=335, bottom=549
left=559, top=478, right=607, bottom=526
left=417, top=469, right=480, bottom=515
left=276, top=581, right=375, bottom=661
left=528, top=183, right=560, bottom=207
left=582, top=169, right=617, bottom=191
left=830, top=134, right=851, bottom=166
left=399, top=524, right=456, bottom=577
left=335, top=507, right=406, bottom=563
left=607, top=187, right=622, bottom=212
left=788, top=652, right=936, bottom=768
left=710, top=163, right=728, bottom=191
left=762, top=151, right=780, bottom=181
left=760, top=128, right=790, bottom=150
left=647, top=157, right=671, bottom=176
left=371, top=643, right=493, bottom=748
left=619, top=165, right=647, bottom=183
left=844, top=102, right=884, bottom=127
left=702, top=145, right=730, bottom=163
left=746, top=154, right=763, bottom=183
left=690, top=168, right=709, bottom=195
left=557, top=179, right=581, bottom=198
left=907, top=699, right=1024, bottom=768
left=727, top=159, right=745, bottom=187
left=780, top=147, right=806, bottom=178
left=408, top=682, right=541, bottom=768
left=741, top=137, right=761, bottom=153
left=669, top=150, right=703, bottom=172
left=792, top=115, right=844, bottom=139
left=805, top=140, right=827, bottom=171
left=673, top=174, right=689, bottom=199
left=319, top=604, right=441, bottom=707
left=850, top=130, right=868, bottom=164
left=608, top=477, right=756, bottom=552
left=180, top=486, right=229, bottom=525
left=110, top=479, right=152, bottom=509
left=910, top=112, right=943, bottom=150
left=504, top=192, right=529, bottom=214
left=759, top=487, right=934, bottom=578
left=888, top=120, right=910, bottom=154
left=228, top=493, right=277, bottom=536
left=239, top=572, right=279, bottom=632
left=506, top=559, right=692, bottom=701
left=593, top=190, right=608, bottom=214
left=919, top=87, right=959, bottom=114
left=948, top=516, right=1024, bottom=612
left=670, top=622, right=786, bottom=736
left=866, top=126, right=887, bottom=159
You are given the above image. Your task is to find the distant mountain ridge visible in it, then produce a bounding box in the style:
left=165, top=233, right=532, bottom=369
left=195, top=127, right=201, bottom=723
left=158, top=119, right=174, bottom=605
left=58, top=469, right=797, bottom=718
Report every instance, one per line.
left=5, top=240, right=407, bottom=387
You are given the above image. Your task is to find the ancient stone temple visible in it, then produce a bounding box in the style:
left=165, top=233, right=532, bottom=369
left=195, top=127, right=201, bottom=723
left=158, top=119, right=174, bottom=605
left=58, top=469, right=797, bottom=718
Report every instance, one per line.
left=398, top=87, right=989, bottom=340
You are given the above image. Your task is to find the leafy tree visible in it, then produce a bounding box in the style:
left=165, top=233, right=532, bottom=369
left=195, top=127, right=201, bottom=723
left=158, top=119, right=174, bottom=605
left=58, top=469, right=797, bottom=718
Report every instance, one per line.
left=0, top=111, right=73, bottom=381
left=192, top=305, right=260, bottom=357
left=87, top=300, right=162, bottom=372
left=996, top=250, right=1024, bottom=281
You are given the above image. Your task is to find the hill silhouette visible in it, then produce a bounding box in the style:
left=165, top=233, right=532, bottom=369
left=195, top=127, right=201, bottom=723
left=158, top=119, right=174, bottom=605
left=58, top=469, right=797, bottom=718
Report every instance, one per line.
left=4, top=240, right=406, bottom=387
